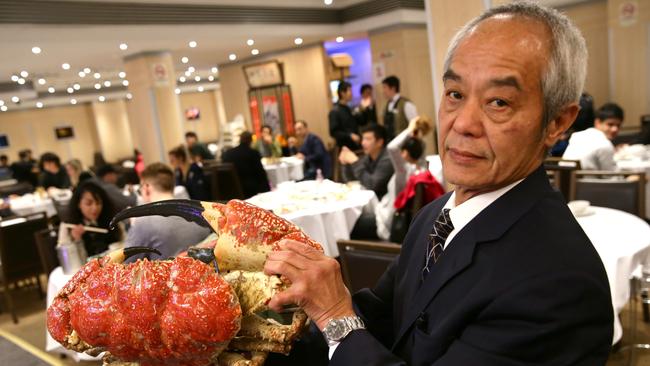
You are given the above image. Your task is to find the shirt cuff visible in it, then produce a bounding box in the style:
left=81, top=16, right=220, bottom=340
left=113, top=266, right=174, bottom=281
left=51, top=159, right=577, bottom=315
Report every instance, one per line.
left=328, top=342, right=340, bottom=360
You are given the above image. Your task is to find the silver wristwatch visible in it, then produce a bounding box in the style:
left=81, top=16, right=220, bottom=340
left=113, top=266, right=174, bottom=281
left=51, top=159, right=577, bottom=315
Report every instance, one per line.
left=322, top=316, right=366, bottom=346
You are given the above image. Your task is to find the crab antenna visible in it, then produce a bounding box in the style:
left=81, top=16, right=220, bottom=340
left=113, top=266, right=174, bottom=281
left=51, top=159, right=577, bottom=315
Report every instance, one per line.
left=110, top=200, right=210, bottom=230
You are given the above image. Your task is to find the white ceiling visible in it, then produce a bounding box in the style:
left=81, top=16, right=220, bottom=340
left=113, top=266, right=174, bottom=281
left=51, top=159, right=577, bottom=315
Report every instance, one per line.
left=46, top=0, right=366, bottom=8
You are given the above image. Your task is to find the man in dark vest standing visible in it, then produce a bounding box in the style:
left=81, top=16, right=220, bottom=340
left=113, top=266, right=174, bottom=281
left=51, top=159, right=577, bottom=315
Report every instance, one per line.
left=382, top=75, right=418, bottom=140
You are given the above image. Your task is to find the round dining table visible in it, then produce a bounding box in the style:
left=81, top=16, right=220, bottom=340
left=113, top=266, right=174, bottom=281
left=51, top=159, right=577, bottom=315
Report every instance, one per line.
left=574, top=205, right=650, bottom=344
left=262, top=157, right=304, bottom=188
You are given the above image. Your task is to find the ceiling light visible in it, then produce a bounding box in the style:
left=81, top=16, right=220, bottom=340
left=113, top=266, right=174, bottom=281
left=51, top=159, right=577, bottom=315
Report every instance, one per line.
left=126, top=93, right=132, bottom=100
left=0, top=100, right=4, bottom=106
left=181, top=57, right=189, bottom=64
left=118, top=71, right=126, bottom=78
left=94, top=83, right=101, bottom=90
left=198, top=86, right=204, bottom=92
left=211, top=66, right=218, bottom=73
left=70, top=99, right=77, bottom=105
left=48, top=87, right=55, bottom=93
left=294, top=37, right=303, bottom=45
left=179, top=76, right=186, bottom=83
left=98, top=96, right=105, bottom=102
left=195, top=76, right=201, bottom=82
left=20, top=70, right=29, bottom=78
left=336, top=36, right=344, bottom=43
left=0, top=106, right=7, bottom=112
left=324, top=0, right=333, bottom=4
left=17, top=78, right=25, bottom=85
left=251, top=49, right=259, bottom=55
left=94, top=72, right=101, bottom=79
left=67, top=87, right=74, bottom=93
left=229, top=53, right=237, bottom=61
left=83, top=67, right=91, bottom=73
left=247, top=39, right=254, bottom=46
left=122, top=80, right=129, bottom=86
left=11, top=96, right=19, bottom=103
left=10, top=75, right=18, bottom=82
left=78, top=71, right=86, bottom=78
left=188, top=66, right=195, bottom=73
left=184, top=71, right=191, bottom=77
left=73, top=83, right=80, bottom=90
left=174, top=88, right=181, bottom=95
left=38, top=78, right=46, bottom=85
left=36, top=102, right=43, bottom=108
left=208, top=75, right=215, bottom=81
left=104, top=81, right=111, bottom=87
left=32, top=46, right=41, bottom=54
left=62, top=63, right=70, bottom=70
left=120, top=43, right=128, bottom=50
left=189, top=41, right=197, bottom=48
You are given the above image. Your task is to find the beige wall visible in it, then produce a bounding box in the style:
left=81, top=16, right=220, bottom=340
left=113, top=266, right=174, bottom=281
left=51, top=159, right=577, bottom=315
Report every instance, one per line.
left=92, top=99, right=134, bottom=162
left=0, top=104, right=99, bottom=168
left=218, top=44, right=332, bottom=145
left=179, top=90, right=220, bottom=142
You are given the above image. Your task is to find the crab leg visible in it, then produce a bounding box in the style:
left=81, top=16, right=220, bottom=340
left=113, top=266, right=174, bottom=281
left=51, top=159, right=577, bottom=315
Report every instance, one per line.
left=110, top=199, right=213, bottom=230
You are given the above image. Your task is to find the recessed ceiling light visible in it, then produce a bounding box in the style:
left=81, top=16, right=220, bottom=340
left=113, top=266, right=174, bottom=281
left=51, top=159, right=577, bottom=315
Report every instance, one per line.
left=251, top=49, right=259, bottom=55
left=195, top=76, right=201, bottom=82
left=120, top=43, right=128, bottom=50
left=48, top=87, right=55, bottom=93
left=83, top=67, right=91, bottom=73
left=181, top=57, right=189, bottom=64
left=94, top=83, right=101, bottom=90
left=198, top=86, right=204, bottom=92
left=36, top=102, right=43, bottom=108
left=122, top=80, right=129, bottom=86
left=118, top=71, right=126, bottom=78
left=174, top=88, right=181, bottom=95
left=247, top=39, right=255, bottom=46
left=0, top=106, right=7, bottom=112
left=11, top=96, right=19, bottom=103
left=38, top=78, right=46, bottom=85
left=336, top=36, right=344, bottom=43
left=126, top=93, right=132, bottom=100
left=179, top=76, right=186, bottom=83
left=20, top=70, right=29, bottom=78
left=104, top=81, right=111, bottom=87
left=208, top=75, right=215, bottom=81
left=78, top=71, right=86, bottom=78
left=67, top=87, right=74, bottom=93
left=32, top=46, right=41, bottom=54
left=188, top=66, right=195, bottom=73
left=62, top=63, right=70, bottom=70
left=17, top=78, right=25, bottom=85
left=189, top=41, right=197, bottom=48
left=94, top=72, right=101, bottom=79
left=10, top=75, right=18, bottom=82
left=184, top=70, right=191, bottom=77
left=229, top=53, right=237, bottom=61
left=0, top=100, right=4, bottom=106
left=324, top=0, right=333, bottom=4
left=73, top=83, right=81, bottom=90
left=211, top=66, right=218, bottom=73
left=98, top=96, right=105, bottom=102
left=70, top=98, right=77, bottom=105
left=294, top=37, right=303, bottom=45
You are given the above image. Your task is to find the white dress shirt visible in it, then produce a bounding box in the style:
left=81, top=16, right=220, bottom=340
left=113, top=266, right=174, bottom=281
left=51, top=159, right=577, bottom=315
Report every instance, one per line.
left=562, top=128, right=616, bottom=171
left=328, top=178, right=523, bottom=359
left=387, top=94, right=418, bottom=122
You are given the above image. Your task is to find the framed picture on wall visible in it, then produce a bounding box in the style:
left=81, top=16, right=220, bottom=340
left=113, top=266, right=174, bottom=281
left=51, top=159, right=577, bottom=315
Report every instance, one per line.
left=243, top=60, right=284, bottom=88
left=185, top=107, right=201, bottom=120
left=0, top=134, right=9, bottom=148
left=55, top=126, right=75, bottom=140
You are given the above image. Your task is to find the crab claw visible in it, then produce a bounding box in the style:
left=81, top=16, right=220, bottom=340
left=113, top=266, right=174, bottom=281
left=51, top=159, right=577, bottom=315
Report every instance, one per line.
left=110, top=199, right=212, bottom=230
left=107, top=246, right=162, bottom=264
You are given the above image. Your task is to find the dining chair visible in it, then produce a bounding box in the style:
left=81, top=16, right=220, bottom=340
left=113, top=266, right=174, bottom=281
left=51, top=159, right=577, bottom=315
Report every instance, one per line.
left=0, top=212, right=48, bottom=323
left=574, top=170, right=646, bottom=218
left=206, top=163, right=244, bottom=202
left=544, top=157, right=581, bottom=202
left=336, top=240, right=401, bottom=293
left=34, top=228, right=59, bottom=276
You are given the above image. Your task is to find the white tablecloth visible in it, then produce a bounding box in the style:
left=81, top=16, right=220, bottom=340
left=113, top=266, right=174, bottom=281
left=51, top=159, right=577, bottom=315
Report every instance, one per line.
left=262, top=157, right=304, bottom=188
left=46, top=267, right=102, bottom=361
left=576, top=206, right=650, bottom=344
left=615, top=159, right=650, bottom=219
left=247, top=180, right=377, bottom=257
left=9, top=194, right=56, bottom=217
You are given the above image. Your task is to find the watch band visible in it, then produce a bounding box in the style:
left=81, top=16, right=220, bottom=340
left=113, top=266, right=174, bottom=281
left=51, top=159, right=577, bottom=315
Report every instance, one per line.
left=324, top=316, right=366, bottom=346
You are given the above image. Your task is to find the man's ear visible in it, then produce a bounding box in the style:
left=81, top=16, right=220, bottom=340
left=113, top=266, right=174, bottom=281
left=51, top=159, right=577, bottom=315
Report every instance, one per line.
left=544, top=103, right=580, bottom=147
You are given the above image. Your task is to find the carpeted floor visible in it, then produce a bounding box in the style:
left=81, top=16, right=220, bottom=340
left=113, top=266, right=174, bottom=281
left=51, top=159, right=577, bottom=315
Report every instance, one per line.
left=2, top=279, right=650, bottom=365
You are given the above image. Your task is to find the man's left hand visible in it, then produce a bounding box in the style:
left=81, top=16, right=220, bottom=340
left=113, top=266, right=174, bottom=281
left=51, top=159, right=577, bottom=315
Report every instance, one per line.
left=264, top=240, right=355, bottom=331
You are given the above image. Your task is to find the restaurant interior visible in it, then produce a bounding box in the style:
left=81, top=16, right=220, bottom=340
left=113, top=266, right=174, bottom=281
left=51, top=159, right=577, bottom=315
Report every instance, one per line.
left=0, top=0, right=649, bottom=365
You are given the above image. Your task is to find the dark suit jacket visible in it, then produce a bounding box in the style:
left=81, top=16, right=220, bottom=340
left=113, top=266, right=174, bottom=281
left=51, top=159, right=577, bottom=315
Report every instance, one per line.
left=331, top=165, right=613, bottom=365
left=329, top=102, right=360, bottom=150
left=299, top=133, right=332, bottom=180
left=222, top=144, right=270, bottom=198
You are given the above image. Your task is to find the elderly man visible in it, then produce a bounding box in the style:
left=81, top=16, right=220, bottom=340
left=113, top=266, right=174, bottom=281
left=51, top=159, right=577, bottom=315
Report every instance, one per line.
left=264, top=2, right=613, bottom=365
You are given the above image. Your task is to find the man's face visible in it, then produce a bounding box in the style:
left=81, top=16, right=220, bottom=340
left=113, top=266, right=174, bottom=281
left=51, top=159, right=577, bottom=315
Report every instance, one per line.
left=382, top=84, right=395, bottom=99
left=595, top=118, right=622, bottom=140
left=186, top=136, right=197, bottom=147
left=361, top=88, right=373, bottom=99
left=361, top=131, right=383, bottom=156
left=339, top=87, right=352, bottom=103
left=103, top=172, right=118, bottom=184
left=139, top=180, right=153, bottom=203
left=438, top=16, right=559, bottom=194
left=43, top=161, right=58, bottom=174
left=294, top=123, right=307, bottom=139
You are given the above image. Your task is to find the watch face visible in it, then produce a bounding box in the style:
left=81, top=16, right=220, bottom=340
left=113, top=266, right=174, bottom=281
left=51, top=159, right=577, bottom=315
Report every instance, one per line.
left=326, top=319, right=345, bottom=339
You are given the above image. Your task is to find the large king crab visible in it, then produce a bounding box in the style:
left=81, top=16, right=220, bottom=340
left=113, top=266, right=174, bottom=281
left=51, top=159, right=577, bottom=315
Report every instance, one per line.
left=47, top=199, right=322, bottom=366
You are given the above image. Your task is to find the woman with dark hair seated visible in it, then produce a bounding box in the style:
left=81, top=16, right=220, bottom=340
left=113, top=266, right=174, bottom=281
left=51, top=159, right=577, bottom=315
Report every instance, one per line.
left=67, top=181, right=122, bottom=256
left=168, top=145, right=211, bottom=201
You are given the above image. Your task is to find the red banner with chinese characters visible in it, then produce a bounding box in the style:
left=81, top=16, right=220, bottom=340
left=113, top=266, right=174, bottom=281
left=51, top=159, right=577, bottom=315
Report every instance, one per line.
left=282, top=91, right=294, bottom=136
left=249, top=97, right=261, bottom=136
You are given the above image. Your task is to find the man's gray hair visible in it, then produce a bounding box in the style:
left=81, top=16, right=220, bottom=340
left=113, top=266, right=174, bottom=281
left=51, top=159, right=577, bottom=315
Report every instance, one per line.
left=443, top=1, right=587, bottom=127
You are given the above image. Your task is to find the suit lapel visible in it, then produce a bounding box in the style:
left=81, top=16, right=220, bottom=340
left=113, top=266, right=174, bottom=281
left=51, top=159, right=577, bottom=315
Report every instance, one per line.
left=392, top=165, right=555, bottom=348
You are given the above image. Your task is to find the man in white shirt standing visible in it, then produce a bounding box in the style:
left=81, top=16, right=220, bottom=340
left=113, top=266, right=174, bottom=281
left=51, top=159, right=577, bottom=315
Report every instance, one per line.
left=381, top=75, right=418, bottom=140
left=563, top=102, right=624, bottom=170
